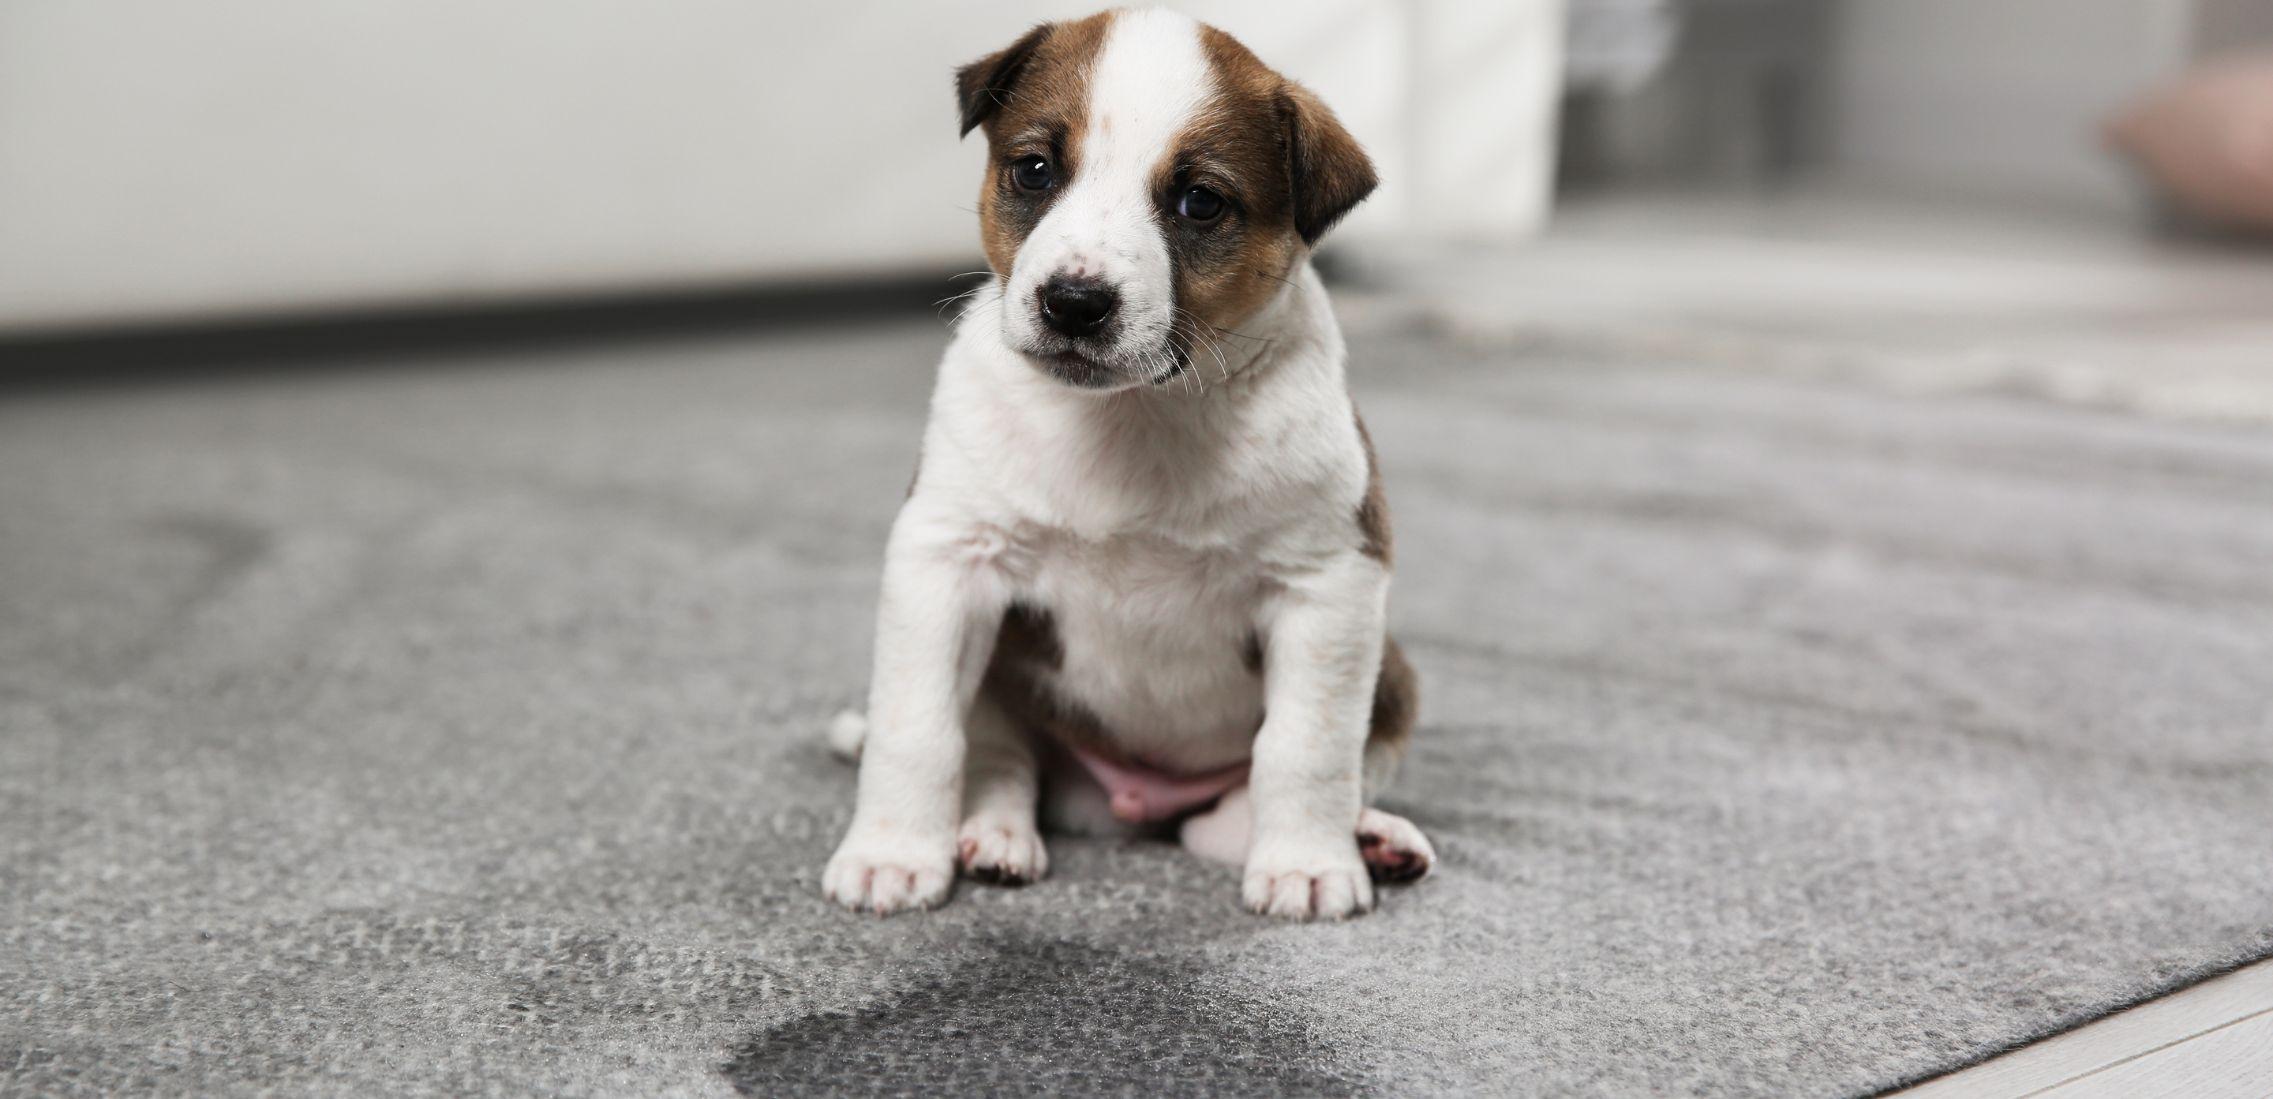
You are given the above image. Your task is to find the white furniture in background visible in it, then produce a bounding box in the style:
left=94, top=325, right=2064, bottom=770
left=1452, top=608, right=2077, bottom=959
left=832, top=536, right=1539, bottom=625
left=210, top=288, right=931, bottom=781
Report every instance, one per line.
left=0, top=1, right=1563, bottom=334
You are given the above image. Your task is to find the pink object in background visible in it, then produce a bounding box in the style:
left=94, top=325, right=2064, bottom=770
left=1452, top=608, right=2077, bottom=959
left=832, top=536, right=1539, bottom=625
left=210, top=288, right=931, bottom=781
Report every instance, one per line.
left=2108, top=54, right=2273, bottom=231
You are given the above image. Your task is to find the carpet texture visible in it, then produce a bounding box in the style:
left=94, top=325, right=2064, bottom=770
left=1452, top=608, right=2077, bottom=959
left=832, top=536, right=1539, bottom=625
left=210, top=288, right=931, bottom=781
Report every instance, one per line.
left=4, top=318, right=2272, bottom=1096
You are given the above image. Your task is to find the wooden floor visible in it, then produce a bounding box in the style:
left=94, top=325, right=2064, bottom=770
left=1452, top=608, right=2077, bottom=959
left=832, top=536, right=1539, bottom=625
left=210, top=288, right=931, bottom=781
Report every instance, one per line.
left=1889, top=945, right=2273, bottom=1095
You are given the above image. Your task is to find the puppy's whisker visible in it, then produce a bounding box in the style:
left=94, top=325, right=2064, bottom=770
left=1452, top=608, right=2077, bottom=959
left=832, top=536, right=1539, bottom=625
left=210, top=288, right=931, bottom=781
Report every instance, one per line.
left=1195, top=323, right=1233, bottom=384
left=937, top=282, right=1007, bottom=321
left=1253, top=266, right=1303, bottom=292
left=1182, top=308, right=1270, bottom=347
left=932, top=288, right=984, bottom=313
left=1183, top=327, right=1226, bottom=388
left=1170, top=327, right=1207, bottom=394
left=1170, top=309, right=1239, bottom=386
left=1186, top=308, right=1279, bottom=378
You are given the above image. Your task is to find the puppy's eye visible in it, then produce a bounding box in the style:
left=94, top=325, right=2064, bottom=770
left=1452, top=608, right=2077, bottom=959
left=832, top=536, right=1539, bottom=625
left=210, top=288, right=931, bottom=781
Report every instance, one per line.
left=1176, top=185, right=1226, bottom=224
left=1011, top=156, right=1054, bottom=192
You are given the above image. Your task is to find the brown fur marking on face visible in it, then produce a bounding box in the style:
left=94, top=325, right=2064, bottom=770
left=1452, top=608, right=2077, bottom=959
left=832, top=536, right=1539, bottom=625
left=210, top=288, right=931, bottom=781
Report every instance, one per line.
left=1156, top=25, right=1377, bottom=368
left=1167, top=27, right=1307, bottom=343
left=1368, top=635, right=1417, bottom=756
left=960, top=13, right=1115, bottom=278
left=1354, top=411, right=1392, bottom=565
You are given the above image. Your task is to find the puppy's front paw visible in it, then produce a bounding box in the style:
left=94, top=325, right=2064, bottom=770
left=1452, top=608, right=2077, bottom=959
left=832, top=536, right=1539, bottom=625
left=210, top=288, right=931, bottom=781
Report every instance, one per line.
left=957, top=815, right=1049, bottom=886
left=822, top=830, right=954, bottom=915
left=1242, top=841, right=1375, bottom=921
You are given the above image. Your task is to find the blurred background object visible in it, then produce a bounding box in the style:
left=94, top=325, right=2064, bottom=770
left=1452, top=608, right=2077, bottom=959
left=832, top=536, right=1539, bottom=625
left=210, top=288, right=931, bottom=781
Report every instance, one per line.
left=1561, top=0, right=2273, bottom=209
left=1560, top=0, right=1825, bottom=188
left=2108, top=52, right=2273, bottom=232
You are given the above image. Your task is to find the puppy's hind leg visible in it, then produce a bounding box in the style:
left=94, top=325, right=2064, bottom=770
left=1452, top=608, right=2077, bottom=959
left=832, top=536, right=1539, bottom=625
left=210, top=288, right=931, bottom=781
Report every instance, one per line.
left=1355, top=716, right=1434, bottom=884
left=1178, top=786, right=1434, bottom=883
left=957, top=694, right=1049, bottom=885
left=1355, top=807, right=1434, bottom=883
left=1179, top=787, right=1252, bottom=866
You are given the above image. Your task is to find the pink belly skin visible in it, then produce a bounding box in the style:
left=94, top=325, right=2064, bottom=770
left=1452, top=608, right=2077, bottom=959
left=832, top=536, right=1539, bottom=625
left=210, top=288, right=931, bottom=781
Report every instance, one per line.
left=1065, top=745, right=1250, bottom=824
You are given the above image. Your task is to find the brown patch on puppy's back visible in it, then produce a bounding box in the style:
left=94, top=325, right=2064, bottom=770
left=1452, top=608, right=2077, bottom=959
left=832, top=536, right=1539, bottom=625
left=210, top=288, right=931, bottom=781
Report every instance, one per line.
left=1354, top=412, right=1392, bottom=564
left=1369, top=635, right=1417, bottom=755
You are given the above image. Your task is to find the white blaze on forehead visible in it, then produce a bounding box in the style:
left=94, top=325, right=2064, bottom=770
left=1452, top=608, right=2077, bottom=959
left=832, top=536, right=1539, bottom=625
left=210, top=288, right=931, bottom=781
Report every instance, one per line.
left=1078, top=9, right=1212, bottom=192
left=1001, top=9, right=1212, bottom=375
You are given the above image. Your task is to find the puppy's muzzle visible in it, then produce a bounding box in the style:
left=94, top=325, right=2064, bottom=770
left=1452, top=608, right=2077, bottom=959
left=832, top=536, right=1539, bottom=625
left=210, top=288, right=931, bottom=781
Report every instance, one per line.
left=1037, top=275, right=1119, bottom=340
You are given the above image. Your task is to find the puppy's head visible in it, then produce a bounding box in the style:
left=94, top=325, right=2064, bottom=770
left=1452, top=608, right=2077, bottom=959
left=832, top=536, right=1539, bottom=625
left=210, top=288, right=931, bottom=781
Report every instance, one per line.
left=956, top=9, right=1375, bottom=391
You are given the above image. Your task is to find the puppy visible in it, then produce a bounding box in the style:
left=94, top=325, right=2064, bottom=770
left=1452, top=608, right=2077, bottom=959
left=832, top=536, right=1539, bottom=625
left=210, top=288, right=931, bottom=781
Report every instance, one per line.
left=823, top=7, right=1431, bottom=920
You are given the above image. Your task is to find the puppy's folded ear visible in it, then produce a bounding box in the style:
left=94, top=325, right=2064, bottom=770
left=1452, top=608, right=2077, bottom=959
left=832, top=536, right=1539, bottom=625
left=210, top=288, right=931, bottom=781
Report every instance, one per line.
left=1278, top=82, right=1378, bottom=244
left=956, top=23, right=1053, bottom=137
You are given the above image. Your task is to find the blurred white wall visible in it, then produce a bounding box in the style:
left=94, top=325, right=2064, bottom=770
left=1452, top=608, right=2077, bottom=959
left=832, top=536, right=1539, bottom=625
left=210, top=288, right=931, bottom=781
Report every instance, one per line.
left=0, top=1, right=1562, bottom=333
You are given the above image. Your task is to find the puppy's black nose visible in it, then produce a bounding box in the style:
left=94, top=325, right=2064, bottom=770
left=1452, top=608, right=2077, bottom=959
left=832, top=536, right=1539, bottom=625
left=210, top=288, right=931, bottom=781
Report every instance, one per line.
left=1038, top=276, right=1118, bottom=338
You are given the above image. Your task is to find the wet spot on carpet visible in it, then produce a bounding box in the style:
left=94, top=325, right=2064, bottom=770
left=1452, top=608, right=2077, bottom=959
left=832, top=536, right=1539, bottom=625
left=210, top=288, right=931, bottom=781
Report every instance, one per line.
left=722, top=934, right=1364, bottom=1096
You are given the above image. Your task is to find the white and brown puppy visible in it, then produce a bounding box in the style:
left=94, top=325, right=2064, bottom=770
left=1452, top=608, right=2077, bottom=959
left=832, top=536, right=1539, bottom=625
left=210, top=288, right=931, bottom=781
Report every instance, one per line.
left=823, top=7, right=1430, bottom=921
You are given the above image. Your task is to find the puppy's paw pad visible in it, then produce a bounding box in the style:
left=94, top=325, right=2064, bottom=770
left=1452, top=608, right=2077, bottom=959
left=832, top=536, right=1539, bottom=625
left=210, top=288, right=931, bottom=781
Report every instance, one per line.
left=822, top=833, right=953, bottom=916
left=1242, top=847, right=1375, bottom=921
left=956, top=818, right=1049, bottom=886
left=1357, top=808, right=1435, bottom=884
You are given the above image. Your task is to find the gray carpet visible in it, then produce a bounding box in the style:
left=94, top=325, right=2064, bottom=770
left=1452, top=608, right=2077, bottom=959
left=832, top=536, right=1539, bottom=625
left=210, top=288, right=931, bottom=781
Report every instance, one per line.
left=5, top=316, right=2272, bottom=1097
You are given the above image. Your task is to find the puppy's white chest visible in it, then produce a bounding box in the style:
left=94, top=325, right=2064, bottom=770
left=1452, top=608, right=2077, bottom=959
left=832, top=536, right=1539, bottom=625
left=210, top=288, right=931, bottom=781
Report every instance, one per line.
left=1021, top=531, right=1268, bottom=768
